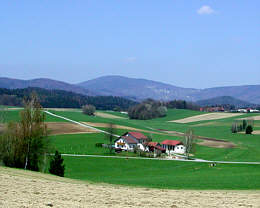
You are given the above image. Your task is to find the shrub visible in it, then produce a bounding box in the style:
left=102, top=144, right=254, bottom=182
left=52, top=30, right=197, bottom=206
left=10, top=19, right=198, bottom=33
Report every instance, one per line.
left=49, top=150, right=65, bottom=177
left=82, top=104, right=96, bottom=116
left=246, top=125, right=253, bottom=135
left=95, top=143, right=103, bottom=148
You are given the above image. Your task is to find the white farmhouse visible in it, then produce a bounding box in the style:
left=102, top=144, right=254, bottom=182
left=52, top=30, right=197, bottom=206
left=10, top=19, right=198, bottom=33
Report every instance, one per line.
left=114, top=132, right=149, bottom=151
left=161, top=140, right=186, bottom=155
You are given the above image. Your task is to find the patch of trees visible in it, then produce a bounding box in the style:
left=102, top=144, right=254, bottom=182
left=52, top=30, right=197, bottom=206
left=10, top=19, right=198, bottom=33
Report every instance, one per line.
left=165, top=100, right=200, bottom=111
left=0, top=87, right=138, bottom=110
left=128, top=99, right=167, bottom=120
left=0, top=93, right=50, bottom=171
left=231, top=119, right=254, bottom=134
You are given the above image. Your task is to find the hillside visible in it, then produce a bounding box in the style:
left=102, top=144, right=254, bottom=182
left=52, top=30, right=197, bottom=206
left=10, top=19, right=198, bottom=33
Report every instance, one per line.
left=1, top=76, right=260, bottom=104
left=78, top=76, right=260, bottom=104
left=196, top=96, right=256, bottom=108
left=2, top=167, right=259, bottom=208
left=78, top=75, right=198, bottom=101
left=0, top=77, right=95, bottom=96
left=0, top=87, right=138, bottom=110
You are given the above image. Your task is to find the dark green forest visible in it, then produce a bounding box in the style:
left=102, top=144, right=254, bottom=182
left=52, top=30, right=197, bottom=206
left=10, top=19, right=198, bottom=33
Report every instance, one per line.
left=0, top=87, right=138, bottom=110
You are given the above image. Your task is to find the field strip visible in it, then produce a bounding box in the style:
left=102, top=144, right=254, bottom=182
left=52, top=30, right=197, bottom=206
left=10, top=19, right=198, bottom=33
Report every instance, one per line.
left=237, top=115, right=260, bottom=121
left=95, top=112, right=127, bottom=119
left=60, top=154, right=260, bottom=165
left=170, top=113, right=243, bottom=123
left=44, top=111, right=120, bottom=137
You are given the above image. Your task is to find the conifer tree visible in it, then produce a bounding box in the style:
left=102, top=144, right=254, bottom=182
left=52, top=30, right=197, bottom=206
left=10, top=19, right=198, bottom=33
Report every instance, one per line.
left=49, top=150, right=65, bottom=177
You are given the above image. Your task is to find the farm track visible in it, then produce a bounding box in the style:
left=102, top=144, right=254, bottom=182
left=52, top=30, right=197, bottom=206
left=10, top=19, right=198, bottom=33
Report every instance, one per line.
left=60, top=153, right=260, bottom=165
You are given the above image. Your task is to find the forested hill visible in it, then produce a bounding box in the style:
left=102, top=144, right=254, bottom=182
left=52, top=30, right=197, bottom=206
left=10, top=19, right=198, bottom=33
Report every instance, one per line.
left=196, top=96, right=257, bottom=108
left=0, top=87, right=138, bottom=110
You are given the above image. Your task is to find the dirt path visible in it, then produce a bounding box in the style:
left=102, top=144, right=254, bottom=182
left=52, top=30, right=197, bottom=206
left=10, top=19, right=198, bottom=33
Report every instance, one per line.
left=170, top=113, right=242, bottom=123
left=1, top=167, right=260, bottom=208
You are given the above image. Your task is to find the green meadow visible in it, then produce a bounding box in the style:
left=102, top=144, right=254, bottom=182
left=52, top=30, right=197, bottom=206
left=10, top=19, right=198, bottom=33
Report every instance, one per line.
left=2, top=107, right=260, bottom=189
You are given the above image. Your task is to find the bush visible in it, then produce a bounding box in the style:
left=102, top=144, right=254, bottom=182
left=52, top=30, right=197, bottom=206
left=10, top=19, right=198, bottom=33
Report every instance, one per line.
left=246, top=125, right=253, bottom=135
left=49, top=150, right=65, bottom=177
left=82, top=104, right=96, bottom=116
left=95, top=143, right=103, bottom=148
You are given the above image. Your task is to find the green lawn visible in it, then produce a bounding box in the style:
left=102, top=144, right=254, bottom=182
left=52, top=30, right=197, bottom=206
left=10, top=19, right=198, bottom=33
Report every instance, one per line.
left=64, top=156, right=260, bottom=190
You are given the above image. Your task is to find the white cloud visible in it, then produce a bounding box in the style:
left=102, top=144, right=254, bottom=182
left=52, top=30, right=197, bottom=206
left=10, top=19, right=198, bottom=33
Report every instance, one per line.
left=124, top=57, right=136, bottom=63
left=197, top=5, right=215, bottom=15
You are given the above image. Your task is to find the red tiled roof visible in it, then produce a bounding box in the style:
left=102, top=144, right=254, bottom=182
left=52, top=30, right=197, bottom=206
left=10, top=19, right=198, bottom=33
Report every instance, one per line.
left=161, top=140, right=182, bottom=146
left=155, top=146, right=165, bottom=151
left=147, top=142, right=159, bottom=147
left=121, top=136, right=137, bottom=144
left=128, top=132, right=148, bottom=140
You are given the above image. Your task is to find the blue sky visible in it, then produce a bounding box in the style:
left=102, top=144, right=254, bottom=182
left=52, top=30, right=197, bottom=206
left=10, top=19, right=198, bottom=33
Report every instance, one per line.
left=0, top=0, right=259, bottom=88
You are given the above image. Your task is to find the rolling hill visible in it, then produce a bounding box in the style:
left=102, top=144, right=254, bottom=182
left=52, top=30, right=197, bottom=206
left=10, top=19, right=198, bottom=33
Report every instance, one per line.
left=0, top=77, right=95, bottom=96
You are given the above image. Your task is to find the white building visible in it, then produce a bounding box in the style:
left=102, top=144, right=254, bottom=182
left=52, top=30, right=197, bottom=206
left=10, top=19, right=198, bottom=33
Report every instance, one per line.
left=114, top=132, right=149, bottom=151
left=161, top=140, right=186, bottom=155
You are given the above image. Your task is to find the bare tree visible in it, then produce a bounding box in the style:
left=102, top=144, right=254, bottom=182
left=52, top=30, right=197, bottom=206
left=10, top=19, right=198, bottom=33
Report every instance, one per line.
left=105, top=123, right=117, bottom=154
left=184, top=129, right=195, bottom=159
left=0, top=105, right=7, bottom=124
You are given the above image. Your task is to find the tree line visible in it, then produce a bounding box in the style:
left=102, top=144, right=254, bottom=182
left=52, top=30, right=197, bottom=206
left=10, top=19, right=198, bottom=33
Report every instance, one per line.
left=0, top=87, right=138, bottom=110
left=165, top=100, right=200, bottom=111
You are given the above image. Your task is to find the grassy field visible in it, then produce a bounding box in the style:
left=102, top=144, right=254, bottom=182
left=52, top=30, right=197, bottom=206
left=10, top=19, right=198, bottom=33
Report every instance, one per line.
left=2, top=107, right=260, bottom=189
left=64, top=156, right=260, bottom=190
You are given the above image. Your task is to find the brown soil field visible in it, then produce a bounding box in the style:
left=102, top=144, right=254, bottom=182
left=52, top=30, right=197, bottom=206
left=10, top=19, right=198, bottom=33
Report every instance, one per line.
left=252, top=130, right=260, bottom=135
left=199, top=140, right=236, bottom=148
left=239, top=130, right=260, bottom=135
left=46, top=122, right=98, bottom=135
left=82, top=122, right=167, bottom=135
left=170, top=113, right=242, bottom=123
left=238, top=116, right=260, bottom=121
left=95, top=112, right=126, bottom=119
left=1, top=167, right=260, bottom=208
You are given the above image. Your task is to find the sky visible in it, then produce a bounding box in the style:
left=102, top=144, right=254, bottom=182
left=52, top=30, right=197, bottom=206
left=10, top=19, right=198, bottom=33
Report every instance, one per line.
left=0, top=0, right=259, bottom=89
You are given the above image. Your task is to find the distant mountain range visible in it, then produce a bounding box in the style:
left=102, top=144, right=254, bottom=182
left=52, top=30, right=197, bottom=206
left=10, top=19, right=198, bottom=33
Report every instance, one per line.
left=78, top=76, right=260, bottom=104
left=1, top=76, right=260, bottom=104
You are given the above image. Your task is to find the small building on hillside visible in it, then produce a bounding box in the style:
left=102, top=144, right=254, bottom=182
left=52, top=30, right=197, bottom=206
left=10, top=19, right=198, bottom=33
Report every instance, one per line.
left=147, top=142, right=165, bottom=153
left=161, top=140, right=186, bottom=155
left=114, top=132, right=149, bottom=151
